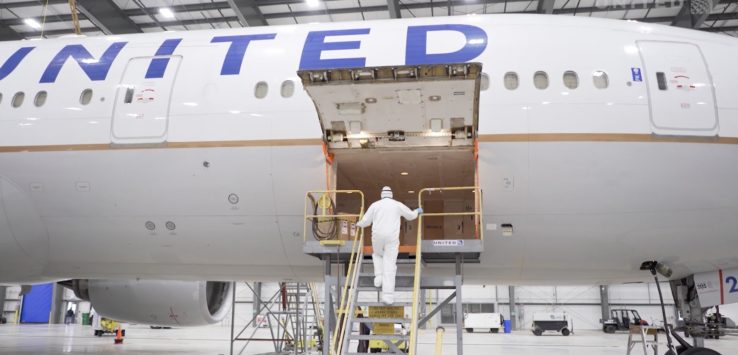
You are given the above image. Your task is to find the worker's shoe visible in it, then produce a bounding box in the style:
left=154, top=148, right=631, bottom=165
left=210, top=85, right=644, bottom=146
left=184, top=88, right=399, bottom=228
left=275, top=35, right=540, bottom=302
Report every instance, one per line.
left=381, top=295, right=394, bottom=305
left=374, top=276, right=382, bottom=288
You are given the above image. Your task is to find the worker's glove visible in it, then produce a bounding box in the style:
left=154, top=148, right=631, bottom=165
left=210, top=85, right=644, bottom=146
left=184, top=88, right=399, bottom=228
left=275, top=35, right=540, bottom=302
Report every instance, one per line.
left=416, top=208, right=423, bottom=214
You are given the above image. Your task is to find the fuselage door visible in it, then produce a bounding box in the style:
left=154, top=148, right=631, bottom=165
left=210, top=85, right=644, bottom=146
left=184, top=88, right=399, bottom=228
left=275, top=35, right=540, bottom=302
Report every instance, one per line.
left=111, top=56, right=182, bottom=144
left=637, top=41, right=718, bottom=136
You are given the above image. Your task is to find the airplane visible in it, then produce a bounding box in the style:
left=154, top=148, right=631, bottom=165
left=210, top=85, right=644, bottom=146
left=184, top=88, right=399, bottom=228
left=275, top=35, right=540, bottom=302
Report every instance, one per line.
left=0, top=13, right=737, bottom=350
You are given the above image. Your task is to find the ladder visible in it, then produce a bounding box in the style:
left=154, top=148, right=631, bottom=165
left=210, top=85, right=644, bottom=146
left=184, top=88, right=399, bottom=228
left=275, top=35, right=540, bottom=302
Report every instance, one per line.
left=338, top=258, right=417, bottom=355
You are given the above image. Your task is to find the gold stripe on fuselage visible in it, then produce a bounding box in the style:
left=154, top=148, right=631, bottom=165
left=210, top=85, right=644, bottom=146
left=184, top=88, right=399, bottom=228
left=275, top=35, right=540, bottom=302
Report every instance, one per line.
left=0, top=134, right=737, bottom=153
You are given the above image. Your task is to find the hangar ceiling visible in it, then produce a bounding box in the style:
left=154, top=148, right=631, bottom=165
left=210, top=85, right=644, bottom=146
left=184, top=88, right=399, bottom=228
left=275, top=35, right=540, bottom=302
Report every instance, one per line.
left=0, top=0, right=736, bottom=41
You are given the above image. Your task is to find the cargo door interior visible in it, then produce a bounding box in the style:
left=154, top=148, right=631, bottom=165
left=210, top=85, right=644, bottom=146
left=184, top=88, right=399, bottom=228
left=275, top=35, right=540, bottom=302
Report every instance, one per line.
left=299, top=63, right=482, bottom=247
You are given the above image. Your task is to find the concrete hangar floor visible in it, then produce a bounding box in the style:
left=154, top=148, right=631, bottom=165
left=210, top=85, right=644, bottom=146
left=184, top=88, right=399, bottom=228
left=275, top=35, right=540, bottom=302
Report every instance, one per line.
left=0, top=324, right=736, bottom=355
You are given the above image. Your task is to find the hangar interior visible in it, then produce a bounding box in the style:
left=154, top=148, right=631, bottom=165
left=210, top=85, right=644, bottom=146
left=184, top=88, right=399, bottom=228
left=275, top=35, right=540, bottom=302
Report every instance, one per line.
left=2, top=0, right=738, bottom=355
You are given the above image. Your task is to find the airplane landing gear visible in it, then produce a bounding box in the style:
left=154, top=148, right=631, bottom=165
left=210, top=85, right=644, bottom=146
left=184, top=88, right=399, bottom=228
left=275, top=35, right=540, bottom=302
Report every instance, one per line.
left=639, top=261, right=723, bottom=355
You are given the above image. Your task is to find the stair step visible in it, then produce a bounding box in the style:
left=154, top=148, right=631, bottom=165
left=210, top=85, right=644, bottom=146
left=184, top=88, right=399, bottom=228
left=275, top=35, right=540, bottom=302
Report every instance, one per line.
left=348, top=334, right=409, bottom=341
left=356, top=302, right=412, bottom=307
left=362, top=259, right=417, bottom=264
left=356, top=287, right=413, bottom=292
left=354, top=318, right=409, bottom=324
left=359, top=273, right=415, bottom=278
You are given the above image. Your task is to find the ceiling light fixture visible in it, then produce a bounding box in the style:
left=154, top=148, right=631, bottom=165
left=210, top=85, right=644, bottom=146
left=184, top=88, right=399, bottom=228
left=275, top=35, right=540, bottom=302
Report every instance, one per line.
left=401, top=172, right=409, bottom=176
left=24, top=18, right=42, bottom=30
left=306, top=0, right=320, bottom=7
left=159, top=7, right=175, bottom=19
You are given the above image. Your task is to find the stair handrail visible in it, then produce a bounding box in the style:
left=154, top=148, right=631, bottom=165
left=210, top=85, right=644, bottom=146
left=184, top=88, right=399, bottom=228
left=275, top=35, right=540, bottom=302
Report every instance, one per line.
left=331, top=229, right=364, bottom=355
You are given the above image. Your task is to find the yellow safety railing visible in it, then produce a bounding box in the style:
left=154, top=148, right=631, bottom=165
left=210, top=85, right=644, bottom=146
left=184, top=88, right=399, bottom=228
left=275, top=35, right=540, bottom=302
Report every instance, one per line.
left=331, top=230, right=363, bottom=355
left=303, top=190, right=365, bottom=242
left=303, top=190, right=365, bottom=355
left=408, top=186, right=483, bottom=355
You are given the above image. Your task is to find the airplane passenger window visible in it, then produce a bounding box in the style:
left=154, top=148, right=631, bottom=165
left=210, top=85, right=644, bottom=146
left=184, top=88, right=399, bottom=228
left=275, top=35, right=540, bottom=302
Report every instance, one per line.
left=480, top=73, right=490, bottom=91
left=534, top=71, right=549, bottom=90
left=593, top=71, right=609, bottom=89
left=80, top=89, right=93, bottom=105
left=255, top=81, right=269, bottom=99
left=504, top=72, right=519, bottom=90
left=12, top=92, right=25, bottom=108
left=0, top=93, right=3, bottom=105
left=280, top=80, right=295, bottom=98
left=563, top=71, right=579, bottom=89
left=34, top=91, right=48, bottom=107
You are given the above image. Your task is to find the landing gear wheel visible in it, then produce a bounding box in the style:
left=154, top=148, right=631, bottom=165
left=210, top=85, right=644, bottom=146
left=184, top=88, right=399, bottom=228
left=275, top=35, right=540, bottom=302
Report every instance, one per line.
left=533, top=328, right=543, bottom=336
left=490, top=328, right=499, bottom=333
left=679, top=348, right=721, bottom=355
left=561, top=328, right=571, bottom=336
left=604, top=325, right=616, bottom=334
left=465, top=328, right=473, bottom=333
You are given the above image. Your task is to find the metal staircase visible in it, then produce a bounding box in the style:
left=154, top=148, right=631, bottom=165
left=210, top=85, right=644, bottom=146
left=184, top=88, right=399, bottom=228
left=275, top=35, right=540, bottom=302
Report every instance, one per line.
left=340, top=259, right=416, bottom=355
left=305, top=187, right=483, bottom=355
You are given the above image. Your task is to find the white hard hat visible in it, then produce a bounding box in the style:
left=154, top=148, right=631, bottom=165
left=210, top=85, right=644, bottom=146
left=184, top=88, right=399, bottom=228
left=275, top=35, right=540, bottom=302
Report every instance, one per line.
left=381, top=186, right=393, bottom=199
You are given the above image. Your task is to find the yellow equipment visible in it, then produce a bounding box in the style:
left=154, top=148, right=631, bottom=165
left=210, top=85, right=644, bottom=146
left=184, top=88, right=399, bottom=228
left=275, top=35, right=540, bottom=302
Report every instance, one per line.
left=94, top=317, right=126, bottom=337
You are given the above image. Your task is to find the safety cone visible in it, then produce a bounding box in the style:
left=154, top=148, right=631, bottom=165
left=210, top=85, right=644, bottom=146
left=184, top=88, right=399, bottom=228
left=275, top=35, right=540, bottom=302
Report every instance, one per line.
left=114, top=326, right=124, bottom=344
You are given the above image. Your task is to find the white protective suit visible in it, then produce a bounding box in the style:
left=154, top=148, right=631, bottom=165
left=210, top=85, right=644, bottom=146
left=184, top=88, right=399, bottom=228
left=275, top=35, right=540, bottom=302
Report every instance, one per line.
left=356, top=187, right=420, bottom=304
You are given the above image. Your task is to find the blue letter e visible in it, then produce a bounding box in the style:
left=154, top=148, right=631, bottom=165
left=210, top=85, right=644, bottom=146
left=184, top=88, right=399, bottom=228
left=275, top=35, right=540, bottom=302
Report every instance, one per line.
left=405, top=24, right=487, bottom=65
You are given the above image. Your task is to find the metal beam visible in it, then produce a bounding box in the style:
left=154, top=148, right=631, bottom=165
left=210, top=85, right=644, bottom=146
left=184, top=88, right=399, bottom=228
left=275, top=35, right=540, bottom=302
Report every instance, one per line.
left=672, top=0, right=720, bottom=28
left=75, top=0, right=142, bottom=34
left=387, top=0, right=401, bottom=18
left=537, top=0, right=555, bottom=14
left=226, top=0, right=268, bottom=27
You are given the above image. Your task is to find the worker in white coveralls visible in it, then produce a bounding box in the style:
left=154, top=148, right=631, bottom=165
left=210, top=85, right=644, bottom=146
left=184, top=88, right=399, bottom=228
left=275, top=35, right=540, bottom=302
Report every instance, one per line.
left=356, top=186, right=423, bottom=305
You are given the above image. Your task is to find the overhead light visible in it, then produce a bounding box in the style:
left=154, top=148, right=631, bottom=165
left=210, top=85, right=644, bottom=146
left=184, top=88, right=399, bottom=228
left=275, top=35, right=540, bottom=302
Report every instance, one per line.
left=400, top=172, right=409, bottom=176
left=306, top=0, right=320, bottom=7
left=408, top=190, right=415, bottom=194
left=24, top=18, right=42, bottom=30
left=159, top=7, right=175, bottom=19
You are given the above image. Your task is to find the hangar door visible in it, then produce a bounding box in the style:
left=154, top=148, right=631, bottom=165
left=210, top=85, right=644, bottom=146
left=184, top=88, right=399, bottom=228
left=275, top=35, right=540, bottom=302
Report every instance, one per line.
left=637, top=41, right=719, bottom=136
left=111, top=56, right=182, bottom=144
left=20, top=283, right=53, bottom=323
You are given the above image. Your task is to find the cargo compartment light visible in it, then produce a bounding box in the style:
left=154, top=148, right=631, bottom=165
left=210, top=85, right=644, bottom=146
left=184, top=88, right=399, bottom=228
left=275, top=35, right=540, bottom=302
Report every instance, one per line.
left=349, top=121, right=362, bottom=135
left=430, top=118, right=443, bottom=133
left=337, top=102, right=364, bottom=115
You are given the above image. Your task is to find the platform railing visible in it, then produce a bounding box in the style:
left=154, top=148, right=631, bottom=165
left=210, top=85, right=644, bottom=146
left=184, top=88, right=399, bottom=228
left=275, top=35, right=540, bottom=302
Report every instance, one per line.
left=408, top=186, right=483, bottom=355
left=303, top=190, right=365, bottom=355
left=303, top=190, right=365, bottom=243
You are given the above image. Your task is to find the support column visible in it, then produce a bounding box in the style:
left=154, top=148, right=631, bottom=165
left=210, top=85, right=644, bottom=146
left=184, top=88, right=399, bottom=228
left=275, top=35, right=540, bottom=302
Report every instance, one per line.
left=229, top=282, right=237, bottom=355
left=600, top=285, right=610, bottom=324
left=419, top=289, right=427, bottom=329
left=253, top=282, right=262, bottom=325
left=508, top=286, right=517, bottom=330
left=49, top=283, right=63, bottom=324
left=0, top=286, right=6, bottom=323
left=455, top=256, right=463, bottom=355
left=323, top=259, right=332, bottom=355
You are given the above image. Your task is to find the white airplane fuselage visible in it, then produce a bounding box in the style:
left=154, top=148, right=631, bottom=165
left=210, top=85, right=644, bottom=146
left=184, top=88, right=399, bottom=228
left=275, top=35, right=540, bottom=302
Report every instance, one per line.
left=1, top=15, right=737, bottom=286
